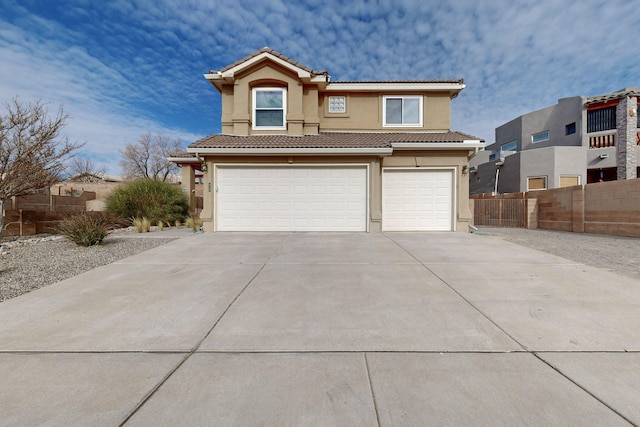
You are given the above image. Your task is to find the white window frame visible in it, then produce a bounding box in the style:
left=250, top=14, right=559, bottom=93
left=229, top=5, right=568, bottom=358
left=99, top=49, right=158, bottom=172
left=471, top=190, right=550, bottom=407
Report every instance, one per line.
left=527, top=176, right=547, bottom=191
left=383, top=95, right=423, bottom=127
left=532, top=130, right=549, bottom=143
left=500, top=140, right=518, bottom=157
left=252, top=87, right=287, bottom=130
left=328, top=96, right=346, bottom=113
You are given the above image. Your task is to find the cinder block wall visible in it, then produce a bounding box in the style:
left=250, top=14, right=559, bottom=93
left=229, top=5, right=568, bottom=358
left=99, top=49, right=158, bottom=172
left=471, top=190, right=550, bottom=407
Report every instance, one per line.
left=472, top=178, right=640, bottom=238
left=527, top=187, right=575, bottom=232
left=584, top=179, right=640, bottom=237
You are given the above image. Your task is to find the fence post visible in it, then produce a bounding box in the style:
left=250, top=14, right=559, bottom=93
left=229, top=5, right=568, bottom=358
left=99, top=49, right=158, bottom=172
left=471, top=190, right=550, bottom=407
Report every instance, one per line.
left=526, top=199, right=538, bottom=229
left=572, top=186, right=585, bottom=233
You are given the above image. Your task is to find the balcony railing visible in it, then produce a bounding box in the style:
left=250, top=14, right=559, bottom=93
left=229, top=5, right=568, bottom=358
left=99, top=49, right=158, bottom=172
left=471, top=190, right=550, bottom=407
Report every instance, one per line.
left=589, top=132, right=615, bottom=149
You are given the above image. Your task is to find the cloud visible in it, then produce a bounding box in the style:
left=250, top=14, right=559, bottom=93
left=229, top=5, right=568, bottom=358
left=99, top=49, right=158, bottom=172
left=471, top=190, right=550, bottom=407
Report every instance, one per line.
left=2, top=0, right=639, bottom=172
left=0, top=5, right=207, bottom=174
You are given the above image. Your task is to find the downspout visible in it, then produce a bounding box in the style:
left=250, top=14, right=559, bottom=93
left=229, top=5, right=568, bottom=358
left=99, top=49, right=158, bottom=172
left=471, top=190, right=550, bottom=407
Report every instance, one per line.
left=195, top=153, right=207, bottom=172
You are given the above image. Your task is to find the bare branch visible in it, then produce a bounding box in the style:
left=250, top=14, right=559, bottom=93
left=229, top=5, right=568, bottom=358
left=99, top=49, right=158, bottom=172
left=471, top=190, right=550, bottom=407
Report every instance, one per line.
left=119, top=132, right=183, bottom=182
left=67, top=157, right=107, bottom=177
left=0, top=97, right=84, bottom=201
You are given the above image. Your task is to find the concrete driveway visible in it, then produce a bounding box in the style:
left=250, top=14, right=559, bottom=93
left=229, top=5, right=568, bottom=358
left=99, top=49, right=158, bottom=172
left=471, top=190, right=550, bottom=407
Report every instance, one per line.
left=1, top=232, right=639, bottom=426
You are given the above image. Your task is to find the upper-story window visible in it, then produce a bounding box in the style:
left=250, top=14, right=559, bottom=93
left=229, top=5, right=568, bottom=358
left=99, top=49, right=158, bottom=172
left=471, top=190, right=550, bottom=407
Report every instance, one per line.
left=532, top=131, right=549, bottom=143
left=253, top=87, right=287, bottom=130
left=383, top=95, right=422, bottom=127
left=587, top=106, right=616, bottom=133
left=500, top=140, right=518, bottom=157
left=328, top=96, right=346, bottom=113
left=565, top=122, right=576, bottom=135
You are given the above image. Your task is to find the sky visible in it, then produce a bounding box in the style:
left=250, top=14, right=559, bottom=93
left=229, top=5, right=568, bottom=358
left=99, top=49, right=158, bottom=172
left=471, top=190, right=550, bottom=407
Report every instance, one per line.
left=1, top=0, right=638, bottom=175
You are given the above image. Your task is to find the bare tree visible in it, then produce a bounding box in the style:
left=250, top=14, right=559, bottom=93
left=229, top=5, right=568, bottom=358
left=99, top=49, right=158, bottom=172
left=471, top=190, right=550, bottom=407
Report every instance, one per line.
left=0, top=98, right=83, bottom=233
left=119, top=133, right=183, bottom=182
left=67, top=157, right=107, bottom=177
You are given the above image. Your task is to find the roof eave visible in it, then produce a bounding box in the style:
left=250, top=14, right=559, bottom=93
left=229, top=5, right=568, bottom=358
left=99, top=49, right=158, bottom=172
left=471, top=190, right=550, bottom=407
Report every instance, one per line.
left=391, top=141, right=485, bottom=150
left=204, top=73, right=226, bottom=92
left=325, top=82, right=465, bottom=95
left=392, top=140, right=485, bottom=157
left=167, top=156, right=201, bottom=164
left=228, top=52, right=308, bottom=78
left=187, top=147, right=393, bottom=156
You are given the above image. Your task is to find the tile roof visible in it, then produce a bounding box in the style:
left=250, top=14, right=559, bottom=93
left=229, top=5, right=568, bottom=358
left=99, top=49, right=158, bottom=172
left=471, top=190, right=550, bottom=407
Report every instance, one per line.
left=586, top=87, right=640, bottom=105
left=216, top=47, right=328, bottom=76
left=188, top=132, right=483, bottom=150
left=331, top=79, right=465, bottom=85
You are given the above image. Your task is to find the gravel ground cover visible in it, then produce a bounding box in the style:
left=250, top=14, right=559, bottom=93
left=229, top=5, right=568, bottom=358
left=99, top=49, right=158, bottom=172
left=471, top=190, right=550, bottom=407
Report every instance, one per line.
left=479, top=227, right=640, bottom=281
left=0, top=231, right=177, bottom=302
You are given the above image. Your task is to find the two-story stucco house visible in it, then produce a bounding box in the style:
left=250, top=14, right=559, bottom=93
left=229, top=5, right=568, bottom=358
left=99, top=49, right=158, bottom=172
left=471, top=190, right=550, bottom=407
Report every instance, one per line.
left=172, top=48, right=484, bottom=232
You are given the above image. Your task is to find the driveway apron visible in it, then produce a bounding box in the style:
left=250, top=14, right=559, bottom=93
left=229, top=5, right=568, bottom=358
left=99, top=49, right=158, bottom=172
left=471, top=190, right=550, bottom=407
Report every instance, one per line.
left=1, top=232, right=639, bottom=426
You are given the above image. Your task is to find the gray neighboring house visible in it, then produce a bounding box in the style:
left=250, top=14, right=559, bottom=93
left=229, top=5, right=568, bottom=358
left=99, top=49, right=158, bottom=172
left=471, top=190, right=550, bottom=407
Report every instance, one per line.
left=470, top=88, right=640, bottom=194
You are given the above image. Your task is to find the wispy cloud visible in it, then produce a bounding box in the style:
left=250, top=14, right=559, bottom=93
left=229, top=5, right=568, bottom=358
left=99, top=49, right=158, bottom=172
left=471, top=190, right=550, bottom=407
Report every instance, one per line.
left=1, top=0, right=638, bottom=174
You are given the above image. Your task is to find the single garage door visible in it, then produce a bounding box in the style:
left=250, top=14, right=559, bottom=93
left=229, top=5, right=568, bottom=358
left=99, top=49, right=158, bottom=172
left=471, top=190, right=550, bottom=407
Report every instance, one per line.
left=216, top=165, right=367, bottom=231
left=382, top=169, right=454, bottom=231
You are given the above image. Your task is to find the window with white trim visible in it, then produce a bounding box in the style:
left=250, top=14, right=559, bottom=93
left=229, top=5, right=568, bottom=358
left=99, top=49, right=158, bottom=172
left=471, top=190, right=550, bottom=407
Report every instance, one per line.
left=532, top=131, right=549, bottom=143
left=328, top=96, right=346, bottom=113
left=527, top=176, right=547, bottom=191
left=253, top=87, right=286, bottom=129
left=500, top=140, right=518, bottom=157
left=383, top=95, right=422, bottom=127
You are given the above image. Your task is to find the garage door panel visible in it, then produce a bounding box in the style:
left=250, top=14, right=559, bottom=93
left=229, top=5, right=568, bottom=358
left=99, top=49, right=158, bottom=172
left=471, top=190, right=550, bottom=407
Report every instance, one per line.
left=216, top=166, right=367, bottom=231
left=383, top=170, right=453, bottom=231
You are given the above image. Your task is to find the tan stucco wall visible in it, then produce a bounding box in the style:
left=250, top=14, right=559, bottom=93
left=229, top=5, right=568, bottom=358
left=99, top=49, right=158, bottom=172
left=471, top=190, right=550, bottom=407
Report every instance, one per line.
left=319, top=93, right=381, bottom=131
left=198, top=152, right=471, bottom=233
left=219, top=61, right=454, bottom=135
left=319, top=92, right=451, bottom=132
left=230, top=63, right=306, bottom=136
left=423, top=92, right=452, bottom=131
left=220, top=85, right=235, bottom=134
left=50, top=182, right=121, bottom=202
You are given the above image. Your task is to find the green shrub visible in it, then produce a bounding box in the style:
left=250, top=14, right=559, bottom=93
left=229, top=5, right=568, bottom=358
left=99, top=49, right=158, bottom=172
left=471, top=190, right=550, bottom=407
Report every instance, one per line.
left=106, top=179, right=189, bottom=224
left=56, top=212, right=112, bottom=246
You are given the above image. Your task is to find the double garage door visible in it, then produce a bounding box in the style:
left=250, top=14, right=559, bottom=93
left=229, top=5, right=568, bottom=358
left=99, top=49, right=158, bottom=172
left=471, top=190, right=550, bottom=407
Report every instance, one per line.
left=215, top=166, right=453, bottom=232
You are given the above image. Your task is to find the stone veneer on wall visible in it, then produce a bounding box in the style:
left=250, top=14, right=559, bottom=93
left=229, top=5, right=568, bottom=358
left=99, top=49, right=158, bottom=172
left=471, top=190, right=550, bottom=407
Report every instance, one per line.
left=616, top=95, right=638, bottom=180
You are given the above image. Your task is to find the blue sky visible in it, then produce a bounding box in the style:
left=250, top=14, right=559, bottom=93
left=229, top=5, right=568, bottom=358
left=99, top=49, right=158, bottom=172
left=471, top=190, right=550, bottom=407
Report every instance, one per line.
left=1, top=0, right=638, bottom=174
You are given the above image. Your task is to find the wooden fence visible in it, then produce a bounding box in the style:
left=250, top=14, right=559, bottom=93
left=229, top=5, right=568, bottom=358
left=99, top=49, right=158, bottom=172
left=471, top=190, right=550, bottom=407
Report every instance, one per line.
left=3, top=192, right=96, bottom=237
left=473, top=198, right=527, bottom=228
left=471, top=178, right=640, bottom=237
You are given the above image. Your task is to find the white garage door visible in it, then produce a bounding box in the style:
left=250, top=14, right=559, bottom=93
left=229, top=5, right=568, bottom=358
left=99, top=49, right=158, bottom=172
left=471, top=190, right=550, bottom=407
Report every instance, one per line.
left=216, top=166, right=367, bottom=231
left=382, top=169, right=454, bottom=231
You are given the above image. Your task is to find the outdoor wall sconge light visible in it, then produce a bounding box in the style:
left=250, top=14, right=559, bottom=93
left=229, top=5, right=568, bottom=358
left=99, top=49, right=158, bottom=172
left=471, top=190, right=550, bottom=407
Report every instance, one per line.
left=630, top=107, right=637, bottom=117
left=201, top=163, right=208, bottom=172
left=462, top=165, right=468, bottom=175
